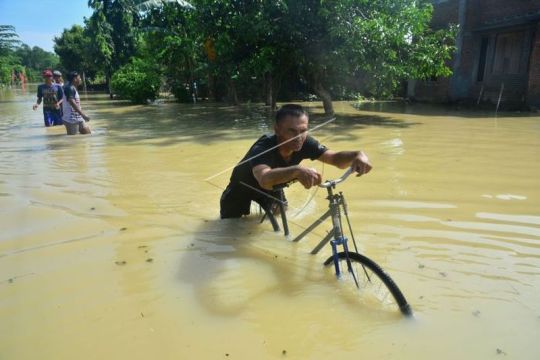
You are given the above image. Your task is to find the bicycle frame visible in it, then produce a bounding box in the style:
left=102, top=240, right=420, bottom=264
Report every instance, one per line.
left=271, top=168, right=361, bottom=280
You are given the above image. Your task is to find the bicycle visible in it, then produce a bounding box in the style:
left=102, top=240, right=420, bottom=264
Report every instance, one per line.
left=263, top=167, right=412, bottom=316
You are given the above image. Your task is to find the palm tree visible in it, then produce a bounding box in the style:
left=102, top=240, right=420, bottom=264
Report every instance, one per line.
left=0, top=25, right=21, bottom=57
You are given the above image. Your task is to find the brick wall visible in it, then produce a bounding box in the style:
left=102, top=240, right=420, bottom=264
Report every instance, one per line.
left=413, top=78, right=451, bottom=101
left=430, top=0, right=459, bottom=28
left=415, top=0, right=540, bottom=106
left=472, top=0, right=540, bottom=28
left=528, top=23, right=540, bottom=107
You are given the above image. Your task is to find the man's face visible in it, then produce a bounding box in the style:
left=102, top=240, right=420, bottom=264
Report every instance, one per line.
left=274, top=114, right=309, bottom=153
left=44, top=75, right=53, bottom=84
left=72, top=75, right=81, bottom=85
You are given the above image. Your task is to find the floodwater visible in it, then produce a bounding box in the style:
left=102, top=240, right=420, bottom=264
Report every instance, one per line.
left=1, top=86, right=539, bottom=359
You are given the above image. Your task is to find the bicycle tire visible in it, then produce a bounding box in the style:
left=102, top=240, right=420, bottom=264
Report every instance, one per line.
left=324, top=251, right=412, bottom=316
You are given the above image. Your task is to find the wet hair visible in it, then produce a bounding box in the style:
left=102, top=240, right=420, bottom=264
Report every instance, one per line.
left=275, top=104, right=308, bottom=124
left=67, top=71, right=79, bottom=82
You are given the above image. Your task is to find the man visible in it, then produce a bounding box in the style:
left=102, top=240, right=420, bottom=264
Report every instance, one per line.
left=220, top=104, right=372, bottom=218
left=53, top=70, right=64, bottom=86
left=53, top=70, right=64, bottom=118
left=32, top=69, right=63, bottom=127
left=62, top=71, right=91, bottom=135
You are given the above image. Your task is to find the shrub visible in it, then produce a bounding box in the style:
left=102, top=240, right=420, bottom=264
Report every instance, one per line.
left=0, top=62, right=11, bottom=85
left=169, top=80, right=193, bottom=103
left=111, top=58, right=161, bottom=104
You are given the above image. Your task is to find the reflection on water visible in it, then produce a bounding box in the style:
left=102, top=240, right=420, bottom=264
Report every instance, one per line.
left=1, top=87, right=540, bottom=359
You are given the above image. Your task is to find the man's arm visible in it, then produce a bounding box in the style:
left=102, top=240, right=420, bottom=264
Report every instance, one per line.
left=55, top=86, right=63, bottom=108
left=33, top=87, right=42, bottom=110
left=318, top=150, right=373, bottom=175
left=67, top=98, right=90, bottom=121
left=253, top=164, right=322, bottom=190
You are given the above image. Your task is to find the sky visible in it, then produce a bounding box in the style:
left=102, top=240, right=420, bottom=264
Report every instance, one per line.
left=0, top=0, right=93, bottom=52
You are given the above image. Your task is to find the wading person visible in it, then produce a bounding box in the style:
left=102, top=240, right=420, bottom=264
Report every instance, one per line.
left=53, top=70, right=64, bottom=118
left=220, top=104, right=372, bottom=218
left=53, top=70, right=64, bottom=87
left=32, top=69, right=63, bottom=127
left=62, top=71, right=91, bottom=135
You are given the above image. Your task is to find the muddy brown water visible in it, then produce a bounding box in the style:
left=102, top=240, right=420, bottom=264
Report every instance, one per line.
left=1, top=86, right=539, bottom=359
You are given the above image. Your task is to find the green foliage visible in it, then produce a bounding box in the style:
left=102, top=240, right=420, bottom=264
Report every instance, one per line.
left=111, top=58, right=161, bottom=103
left=87, top=0, right=141, bottom=79
left=54, top=25, right=96, bottom=77
left=14, top=44, right=59, bottom=73
left=140, top=1, right=202, bottom=102
left=0, top=62, right=12, bottom=84
left=0, top=25, right=20, bottom=85
left=48, top=0, right=456, bottom=107
left=0, top=25, right=60, bottom=85
left=134, top=0, right=193, bottom=12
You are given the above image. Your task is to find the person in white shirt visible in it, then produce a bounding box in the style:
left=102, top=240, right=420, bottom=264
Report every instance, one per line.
left=62, top=71, right=91, bottom=135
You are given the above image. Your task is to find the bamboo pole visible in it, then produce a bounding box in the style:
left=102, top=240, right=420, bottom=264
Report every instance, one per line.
left=496, top=83, right=504, bottom=113
left=476, top=84, right=484, bottom=105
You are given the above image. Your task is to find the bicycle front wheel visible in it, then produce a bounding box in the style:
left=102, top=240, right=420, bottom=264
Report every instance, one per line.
left=324, top=251, right=412, bottom=316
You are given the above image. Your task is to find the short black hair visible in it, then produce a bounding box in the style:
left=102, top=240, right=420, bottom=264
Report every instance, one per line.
left=276, top=104, right=308, bottom=124
left=67, top=71, right=79, bottom=82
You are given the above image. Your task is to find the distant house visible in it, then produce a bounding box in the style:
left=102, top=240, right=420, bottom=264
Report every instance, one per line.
left=409, top=0, right=540, bottom=109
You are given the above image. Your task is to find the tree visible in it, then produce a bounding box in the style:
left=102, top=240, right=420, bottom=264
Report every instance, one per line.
left=275, top=0, right=456, bottom=114
left=180, top=0, right=455, bottom=113
left=141, top=1, right=201, bottom=101
left=86, top=0, right=140, bottom=95
left=111, top=57, right=161, bottom=103
left=0, top=25, right=21, bottom=56
left=14, top=45, right=59, bottom=72
left=54, top=25, right=95, bottom=79
left=61, top=0, right=455, bottom=109
left=0, top=25, right=21, bottom=84
left=191, top=0, right=291, bottom=105
left=329, top=0, right=456, bottom=97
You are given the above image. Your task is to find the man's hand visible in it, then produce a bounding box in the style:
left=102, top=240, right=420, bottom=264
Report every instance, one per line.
left=32, top=103, right=39, bottom=110
left=296, top=166, right=322, bottom=189
left=82, top=114, right=90, bottom=122
left=351, top=151, right=372, bottom=176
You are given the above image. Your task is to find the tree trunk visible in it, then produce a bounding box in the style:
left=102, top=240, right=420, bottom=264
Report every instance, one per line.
left=271, top=74, right=281, bottom=110
left=106, top=73, right=113, bottom=99
left=229, top=79, right=239, bottom=105
left=313, top=80, right=334, bottom=115
left=82, top=71, right=87, bottom=93
left=265, top=72, right=273, bottom=106
left=208, top=73, right=216, bottom=101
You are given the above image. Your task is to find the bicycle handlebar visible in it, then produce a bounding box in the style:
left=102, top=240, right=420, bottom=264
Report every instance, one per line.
left=319, top=167, right=354, bottom=188
left=272, top=167, right=354, bottom=191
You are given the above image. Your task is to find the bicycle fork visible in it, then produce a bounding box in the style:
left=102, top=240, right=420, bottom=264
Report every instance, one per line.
left=329, top=191, right=362, bottom=288
left=331, top=236, right=360, bottom=288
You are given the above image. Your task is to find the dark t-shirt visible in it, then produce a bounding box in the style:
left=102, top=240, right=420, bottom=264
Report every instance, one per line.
left=220, top=134, right=327, bottom=217
left=37, top=83, right=63, bottom=112
left=229, top=134, right=328, bottom=191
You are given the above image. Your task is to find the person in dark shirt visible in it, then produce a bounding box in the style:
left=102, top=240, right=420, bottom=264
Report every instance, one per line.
left=32, top=69, right=63, bottom=127
left=220, top=104, right=373, bottom=218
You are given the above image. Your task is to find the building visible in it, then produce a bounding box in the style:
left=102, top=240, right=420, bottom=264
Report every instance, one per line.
left=409, top=0, right=540, bottom=109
